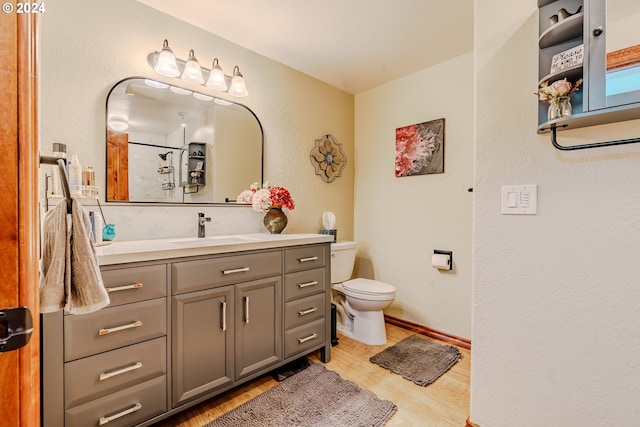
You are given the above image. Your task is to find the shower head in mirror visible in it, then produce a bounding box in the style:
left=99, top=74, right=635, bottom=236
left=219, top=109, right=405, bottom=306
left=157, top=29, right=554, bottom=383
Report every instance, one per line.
left=159, top=151, right=173, bottom=161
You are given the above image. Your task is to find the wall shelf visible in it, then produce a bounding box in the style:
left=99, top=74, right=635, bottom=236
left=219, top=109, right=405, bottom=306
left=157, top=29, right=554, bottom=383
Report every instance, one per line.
left=539, top=12, right=583, bottom=49
left=180, top=142, right=206, bottom=188
left=537, top=0, right=557, bottom=7
left=536, top=0, right=640, bottom=150
left=537, top=103, right=640, bottom=133
left=538, top=63, right=583, bottom=86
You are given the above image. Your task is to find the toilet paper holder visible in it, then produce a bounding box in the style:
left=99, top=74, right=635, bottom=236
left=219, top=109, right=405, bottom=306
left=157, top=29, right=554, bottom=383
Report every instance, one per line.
left=433, top=250, right=453, bottom=271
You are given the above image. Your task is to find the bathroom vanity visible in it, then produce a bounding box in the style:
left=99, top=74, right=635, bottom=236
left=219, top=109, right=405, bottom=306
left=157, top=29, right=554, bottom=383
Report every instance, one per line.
left=41, top=233, right=333, bottom=427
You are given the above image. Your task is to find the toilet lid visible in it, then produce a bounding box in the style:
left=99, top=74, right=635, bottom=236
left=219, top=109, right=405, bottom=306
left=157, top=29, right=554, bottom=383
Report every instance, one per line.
left=343, top=278, right=395, bottom=295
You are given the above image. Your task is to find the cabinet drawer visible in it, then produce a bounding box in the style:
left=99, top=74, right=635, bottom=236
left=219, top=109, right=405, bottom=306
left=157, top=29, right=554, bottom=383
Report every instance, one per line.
left=65, top=376, right=166, bottom=427
left=285, top=245, right=326, bottom=273
left=65, top=337, right=166, bottom=409
left=172, top=251, right=282, bottom=294
left=64, top=298, right=166, bottom=362
left=284, top=268, right=326, bottom=301
left=284, top=318, right=326, bottom=359
left=284, top=293, right=325, bottom=330
left=101, top=264, right=167, bottom=307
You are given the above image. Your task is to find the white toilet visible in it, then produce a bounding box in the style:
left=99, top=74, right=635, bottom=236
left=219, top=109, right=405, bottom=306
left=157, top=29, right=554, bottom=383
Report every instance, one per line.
left=331, top=241, right=396, bottom=345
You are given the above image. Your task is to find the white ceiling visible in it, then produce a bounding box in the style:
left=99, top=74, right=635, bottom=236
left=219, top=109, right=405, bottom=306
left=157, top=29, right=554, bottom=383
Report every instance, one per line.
left=136, top=0, right=474, bottom=94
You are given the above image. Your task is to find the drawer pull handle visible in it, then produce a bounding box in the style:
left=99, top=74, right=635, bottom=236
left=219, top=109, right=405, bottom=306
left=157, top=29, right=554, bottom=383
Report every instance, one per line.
left=298, top=256, right=318, bottom=263
left=244, top=296, right=250, bottom=323
left=223, top=267, right=250, bottom=275
left=99, top=402, right=142, bottom=425
left=99, top=320, right=142, bottom=336
left=99, top=362, right=143, bottom=381
left=105, top=282, right=143, bottom=293
left=298, top=333, right=318, bottom=344
left=298, top=307, right=318, bottom=316
left=297, top=280, right=318, bottom=288
left=221, top=301, right=227, bottom=331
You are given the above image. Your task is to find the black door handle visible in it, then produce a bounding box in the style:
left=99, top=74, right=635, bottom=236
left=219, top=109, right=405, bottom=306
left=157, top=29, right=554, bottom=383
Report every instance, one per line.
left=0, top=307, right=33, bottom=352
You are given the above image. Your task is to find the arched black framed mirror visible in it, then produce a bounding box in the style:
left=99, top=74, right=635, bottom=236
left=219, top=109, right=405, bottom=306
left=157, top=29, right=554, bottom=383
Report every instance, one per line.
left=105, top=77, right=263, bottom=203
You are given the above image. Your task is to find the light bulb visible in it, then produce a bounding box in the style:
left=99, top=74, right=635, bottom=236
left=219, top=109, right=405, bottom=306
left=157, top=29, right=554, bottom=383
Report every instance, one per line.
left=193, top=92, right=213, bottom=101
left=170, top=86, right=192, bottom=95
left=108, top=119, right=129, bottom=132
left=144, top=79, right=169, bottom=89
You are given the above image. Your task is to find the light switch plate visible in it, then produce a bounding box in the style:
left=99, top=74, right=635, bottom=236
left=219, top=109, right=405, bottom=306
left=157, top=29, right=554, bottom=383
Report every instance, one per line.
left=501, top=185, right=537, bottom=215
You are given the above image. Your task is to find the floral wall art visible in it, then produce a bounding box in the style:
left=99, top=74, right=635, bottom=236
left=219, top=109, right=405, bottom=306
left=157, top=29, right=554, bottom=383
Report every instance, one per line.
left=395, top=118, right=445, bottom=177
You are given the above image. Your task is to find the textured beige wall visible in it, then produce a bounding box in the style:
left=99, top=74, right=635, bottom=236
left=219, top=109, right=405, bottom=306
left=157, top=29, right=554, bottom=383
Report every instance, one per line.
left=40, top=0, right=354, bottom=240
left=473, top=1, right=640, bottom=425
left=354, top=53, right=474, bottom=339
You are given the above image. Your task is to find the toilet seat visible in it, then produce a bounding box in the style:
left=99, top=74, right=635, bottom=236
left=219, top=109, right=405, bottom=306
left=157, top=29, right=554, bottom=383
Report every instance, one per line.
left=343, top=278, right=396, bottom=297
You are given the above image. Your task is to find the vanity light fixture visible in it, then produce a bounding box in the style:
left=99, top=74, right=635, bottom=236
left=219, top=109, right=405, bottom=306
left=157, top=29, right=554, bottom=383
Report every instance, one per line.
left=181, top=49, right=205, bottom=85
left=205, top=58, right=228, bottom=92
left=148, top=39, right=249, bottom=97
left=153, top=39, right=180, bottom=78
left=228, top=66, right=249, bottom=97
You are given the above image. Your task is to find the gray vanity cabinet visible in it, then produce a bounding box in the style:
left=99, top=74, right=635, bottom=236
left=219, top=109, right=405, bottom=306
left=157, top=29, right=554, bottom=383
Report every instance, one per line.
left=42, top=262, right=169, bottom=427
left=42, top=242, right=331, bottom=427
left=170, top=250, right=283, bottom=407
left=234, top=276, right=282, bottom=379
left=171, top=286, right=234, bottom=406
left=283, top=245, right=329, bottom=359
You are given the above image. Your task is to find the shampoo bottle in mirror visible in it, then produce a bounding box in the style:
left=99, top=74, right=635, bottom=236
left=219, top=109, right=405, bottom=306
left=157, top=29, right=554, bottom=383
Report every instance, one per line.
left=69, top=155, right=83, bottom=196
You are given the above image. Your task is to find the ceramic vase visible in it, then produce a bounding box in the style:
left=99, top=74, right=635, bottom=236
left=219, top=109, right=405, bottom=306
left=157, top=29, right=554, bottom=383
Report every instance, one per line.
left=263, top=207, right=287, bottom=234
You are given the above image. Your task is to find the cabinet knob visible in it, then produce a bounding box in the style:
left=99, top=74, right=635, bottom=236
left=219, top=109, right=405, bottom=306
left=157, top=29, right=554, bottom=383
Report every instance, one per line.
left=592, top=26, right=604, bottom=37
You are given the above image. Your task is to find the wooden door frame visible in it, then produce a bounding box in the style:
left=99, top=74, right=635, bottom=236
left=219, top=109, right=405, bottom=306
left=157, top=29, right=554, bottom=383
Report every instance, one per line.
left=0, top=12, right=40, bottom=427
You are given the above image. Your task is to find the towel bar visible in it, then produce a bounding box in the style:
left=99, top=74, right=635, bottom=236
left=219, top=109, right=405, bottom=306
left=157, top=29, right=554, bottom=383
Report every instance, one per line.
left=39, top=155, right=72, bottom=213
left=550, top=126, right=640, bottom=151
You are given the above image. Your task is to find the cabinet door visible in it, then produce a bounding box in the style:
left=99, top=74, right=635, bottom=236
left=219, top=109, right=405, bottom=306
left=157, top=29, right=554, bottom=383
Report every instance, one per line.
left=172, top=286, right=234, bottom=406
left=588, top=0, right=640, bottom=111
left=235, top=276, right=282, bottom=379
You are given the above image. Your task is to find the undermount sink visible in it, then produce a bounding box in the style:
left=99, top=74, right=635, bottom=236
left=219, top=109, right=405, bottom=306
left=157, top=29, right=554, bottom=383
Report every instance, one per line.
left=168, top=235, right=261, bottom=246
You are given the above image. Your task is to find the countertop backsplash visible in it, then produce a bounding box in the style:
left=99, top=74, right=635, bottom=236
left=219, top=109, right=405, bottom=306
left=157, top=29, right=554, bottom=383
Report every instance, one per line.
left=92, top=204, right=266, bottom=241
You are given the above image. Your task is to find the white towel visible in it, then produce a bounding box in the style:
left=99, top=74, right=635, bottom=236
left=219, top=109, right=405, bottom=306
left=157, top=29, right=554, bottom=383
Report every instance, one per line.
left=39, top=199, right=110, bottom=314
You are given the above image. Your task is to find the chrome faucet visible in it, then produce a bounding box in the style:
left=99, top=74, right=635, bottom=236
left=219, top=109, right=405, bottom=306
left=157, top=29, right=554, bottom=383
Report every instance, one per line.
left=197, top=212, right=211, bottom=238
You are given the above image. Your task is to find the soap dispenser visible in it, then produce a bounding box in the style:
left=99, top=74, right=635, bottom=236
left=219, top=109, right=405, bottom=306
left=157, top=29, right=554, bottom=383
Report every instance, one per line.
left=68, top=155, right=83, bottom=195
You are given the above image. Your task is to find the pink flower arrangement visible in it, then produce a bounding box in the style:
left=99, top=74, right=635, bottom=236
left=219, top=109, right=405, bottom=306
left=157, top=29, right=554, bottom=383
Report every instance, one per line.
left=536, top=78, right=583, bottom=102
left=237, top=182, right=295, bottom=212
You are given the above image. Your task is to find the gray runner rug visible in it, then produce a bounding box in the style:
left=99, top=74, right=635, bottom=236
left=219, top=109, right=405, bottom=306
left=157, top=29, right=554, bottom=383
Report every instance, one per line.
left=369, top=335, right=461, bottom=386
left=204, top=363, right=397, bottom=427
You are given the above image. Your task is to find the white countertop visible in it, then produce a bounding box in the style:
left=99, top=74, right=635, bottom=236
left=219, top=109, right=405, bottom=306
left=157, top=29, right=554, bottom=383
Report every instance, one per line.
left=95, top=233, right=334, bottom=265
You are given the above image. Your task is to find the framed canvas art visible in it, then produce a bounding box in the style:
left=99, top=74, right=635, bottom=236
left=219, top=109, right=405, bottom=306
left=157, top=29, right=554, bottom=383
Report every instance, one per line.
left=395, top=118, right=444, bottom=177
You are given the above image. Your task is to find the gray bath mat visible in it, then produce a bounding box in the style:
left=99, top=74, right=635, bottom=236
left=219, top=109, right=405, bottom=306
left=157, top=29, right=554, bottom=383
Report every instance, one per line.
left=369, top=335, right=461, bottom=386
left=204, top=363, right=396, bottom=427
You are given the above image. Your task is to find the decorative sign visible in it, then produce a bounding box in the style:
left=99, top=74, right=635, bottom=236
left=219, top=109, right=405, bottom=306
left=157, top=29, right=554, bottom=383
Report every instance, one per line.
left=550, top=44, right=584, bottom=74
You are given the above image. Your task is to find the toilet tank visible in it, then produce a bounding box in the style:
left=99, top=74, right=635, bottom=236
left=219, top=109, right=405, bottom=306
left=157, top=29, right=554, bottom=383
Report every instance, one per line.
left=330, top=241, right=357, bottom=284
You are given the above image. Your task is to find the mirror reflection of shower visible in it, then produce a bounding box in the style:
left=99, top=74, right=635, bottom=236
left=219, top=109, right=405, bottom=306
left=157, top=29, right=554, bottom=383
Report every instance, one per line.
left=158, top=151, right=175, bottom=190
